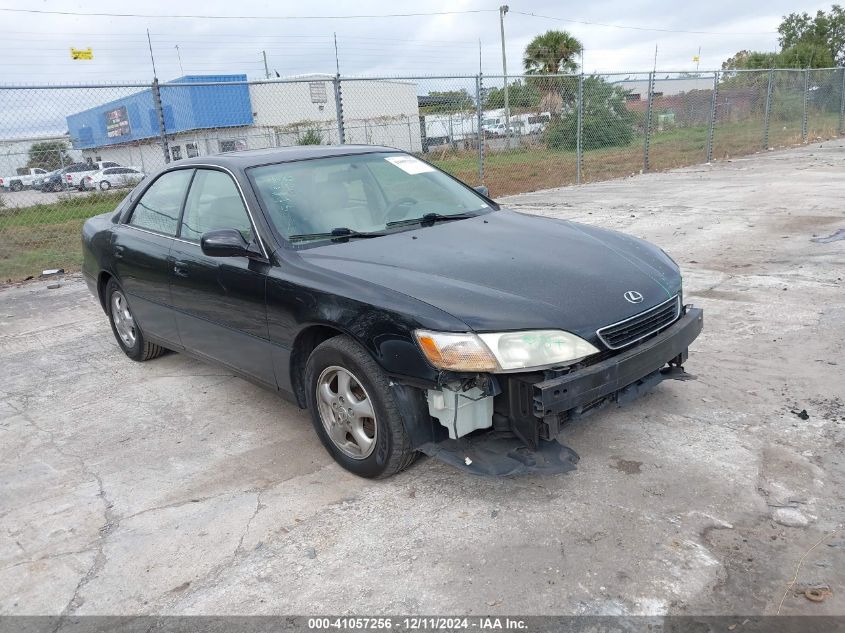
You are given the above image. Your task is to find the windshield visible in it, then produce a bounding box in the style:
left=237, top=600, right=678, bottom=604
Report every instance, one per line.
left=248, top=152, right=491, bottom=242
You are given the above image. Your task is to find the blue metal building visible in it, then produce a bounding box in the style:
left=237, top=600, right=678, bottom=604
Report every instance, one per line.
left=66, top=75, right=253, bottom=150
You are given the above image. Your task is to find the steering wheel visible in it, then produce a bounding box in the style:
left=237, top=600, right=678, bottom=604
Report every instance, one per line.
left=384, top=197, right=418, bottom=224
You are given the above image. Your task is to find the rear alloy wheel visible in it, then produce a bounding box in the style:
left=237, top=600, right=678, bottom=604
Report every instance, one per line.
left=305, top=335, right=416, bottom=478
left=10, top=181, right=22, bottom=192
left=99, top=180, right=111, bottom=191
left=105, top=278, right=166, bottom=361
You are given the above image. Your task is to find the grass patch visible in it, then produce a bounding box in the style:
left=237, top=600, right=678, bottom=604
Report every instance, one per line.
left=1, top=112, right=842, bottom=282
left=0, top=191, right=126, bottom=281
left=429, top=113, right=843, bottom=197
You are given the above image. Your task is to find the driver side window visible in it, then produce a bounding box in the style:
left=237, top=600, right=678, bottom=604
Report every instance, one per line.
left=179, top=169, right=254, bottom=243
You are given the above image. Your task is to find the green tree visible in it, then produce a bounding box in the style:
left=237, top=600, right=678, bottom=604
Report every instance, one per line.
left=420, top=90, right=475, bottom=114
left=522, top=30, right=583, bottom=117
left=483, top=80, right=540, bottom=110
left=27, top=140, right=72, bottom=171
left=778, top=41, right=835, bottom=68
left=545, top=76, right=635, bottom=151
left=523, top=30, right=583, bottom=74
left=721, top=50, right=779, bottom=70
left=778, top=5, right=845, bottom=65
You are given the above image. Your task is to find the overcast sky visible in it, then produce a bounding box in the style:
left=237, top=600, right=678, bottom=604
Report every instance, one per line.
left=0, top=0, right=835, bottom=84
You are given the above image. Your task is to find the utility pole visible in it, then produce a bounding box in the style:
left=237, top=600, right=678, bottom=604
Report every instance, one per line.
left=146, top=29, right=159, bottom=79
left=499, top=5, right=510, bottom=148
left=147, top=29, right=170, bottom=164
left=262, top=50, right=270, bottom=79
left=175, top=44, right=184, bottom=76
left=333, top=32, right=341, bottom=76
left=478, top=38, right=482, bottom=75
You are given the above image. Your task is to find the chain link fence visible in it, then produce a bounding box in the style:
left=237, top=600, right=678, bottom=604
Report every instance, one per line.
left=1, top=68, right=844, bottom=281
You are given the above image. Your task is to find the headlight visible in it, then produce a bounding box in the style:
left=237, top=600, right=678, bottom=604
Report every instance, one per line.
left=414, top=329, right=599, bottom=373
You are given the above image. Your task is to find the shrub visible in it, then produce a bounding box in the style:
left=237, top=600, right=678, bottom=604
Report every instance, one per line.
left=545, top=76, right=636, bottom=151
left=298, top=128, right=324, bottom=145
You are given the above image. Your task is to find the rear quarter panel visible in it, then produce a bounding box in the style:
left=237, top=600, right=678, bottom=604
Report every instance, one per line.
left=81, top=211, right=119, bottom=307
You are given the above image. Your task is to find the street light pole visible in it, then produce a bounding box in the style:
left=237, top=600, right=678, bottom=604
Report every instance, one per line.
left=499, top=5, right=510, bottom=148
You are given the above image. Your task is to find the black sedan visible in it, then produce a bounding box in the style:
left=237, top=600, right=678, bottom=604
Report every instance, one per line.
left=82, top=146, right=703, bottom=478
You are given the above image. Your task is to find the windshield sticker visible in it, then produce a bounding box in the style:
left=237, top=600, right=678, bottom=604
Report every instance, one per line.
left=384, top=155, right=435, bottom=175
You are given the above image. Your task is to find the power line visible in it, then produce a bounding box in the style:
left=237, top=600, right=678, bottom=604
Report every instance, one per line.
left=510, top=10, right=778, bottom=36
left=0, top=30, right=480, bottom=45
left=0, top=7, right=495, bottom=20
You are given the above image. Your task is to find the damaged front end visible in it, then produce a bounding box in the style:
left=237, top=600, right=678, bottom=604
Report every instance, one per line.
left=393, top=305, right=703, bottom=476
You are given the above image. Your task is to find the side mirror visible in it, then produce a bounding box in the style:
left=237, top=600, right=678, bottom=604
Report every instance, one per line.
left=474, top=185, right=489, bottom=197
left=200, top=229, right=250, bottom=258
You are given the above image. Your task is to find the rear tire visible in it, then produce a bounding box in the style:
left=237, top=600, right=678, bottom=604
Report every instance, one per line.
left=305, top=335, right=417, bottom=478
left=105, top=278, right=166, bottom=362
left=10, top=181, right=22, bottom=192
left=99, top=180, right=111, bottom=191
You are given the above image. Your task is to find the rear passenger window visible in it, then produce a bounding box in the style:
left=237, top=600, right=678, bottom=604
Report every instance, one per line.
left=129, top=169, right=193, bottom=236
left=179, top=169, right=253, bottom=243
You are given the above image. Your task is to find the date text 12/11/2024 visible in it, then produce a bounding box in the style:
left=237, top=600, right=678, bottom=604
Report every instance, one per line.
left=307, top=617, right=529, bottom=630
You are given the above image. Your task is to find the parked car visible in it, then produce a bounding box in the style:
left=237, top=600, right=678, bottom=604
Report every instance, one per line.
left=83, top=166, right=145, bottom=191
left=81, top=146, right=703, bottom=478
left=67, top=161, right=122, bottom=190
left=0, top=167, right=48, bottom=191
left=40, top=169, right=72, bottom=192
left=32, top=169, right=57, bottom=189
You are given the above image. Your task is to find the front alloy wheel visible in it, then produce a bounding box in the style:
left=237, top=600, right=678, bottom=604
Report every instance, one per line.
left=305, top=335, right=417, bottom=478
left=316, top=366, right=377, bottom=459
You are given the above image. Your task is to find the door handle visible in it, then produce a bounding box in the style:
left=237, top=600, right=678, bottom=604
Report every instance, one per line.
left=114, top=245, right=125, bottom=260
left=173, top=264, right=189, bottom=278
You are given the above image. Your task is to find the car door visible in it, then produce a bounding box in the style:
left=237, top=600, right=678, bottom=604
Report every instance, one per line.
left=105, top=167, right=125, bottom=187
left=113, top=168, right=194, bottom=348
left=169, top=168, right=275, bottom=386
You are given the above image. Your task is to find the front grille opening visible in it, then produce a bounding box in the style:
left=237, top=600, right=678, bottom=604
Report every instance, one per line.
left=596, top=295, right=680, bottom=350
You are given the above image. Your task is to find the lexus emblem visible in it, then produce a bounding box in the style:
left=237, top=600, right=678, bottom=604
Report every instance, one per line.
left=624, top=290, right=644, bottom=304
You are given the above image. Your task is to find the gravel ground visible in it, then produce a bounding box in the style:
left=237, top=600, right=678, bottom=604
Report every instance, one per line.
left=1, top=141, right=843, bottom=616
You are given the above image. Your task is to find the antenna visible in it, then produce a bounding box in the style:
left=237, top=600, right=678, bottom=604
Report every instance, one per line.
left=175, top=44, right=184, bottom=76
left=262, top=50, right=270, bottom=79
left=333, top=32, right=341, bottom=75
left=652, top=44, right=658, bottom=73
left=147, top=28, right=158, bottom=79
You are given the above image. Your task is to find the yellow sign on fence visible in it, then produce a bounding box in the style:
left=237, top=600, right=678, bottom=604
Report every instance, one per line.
left=70, top=47, right=94, bottom=60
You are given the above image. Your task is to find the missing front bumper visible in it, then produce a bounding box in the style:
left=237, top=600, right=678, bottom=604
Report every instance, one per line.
left=503, top=306, right=703, bottom=447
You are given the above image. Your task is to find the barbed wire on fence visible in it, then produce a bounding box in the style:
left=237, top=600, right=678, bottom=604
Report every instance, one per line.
left=1, top=67, right=844, bottom=282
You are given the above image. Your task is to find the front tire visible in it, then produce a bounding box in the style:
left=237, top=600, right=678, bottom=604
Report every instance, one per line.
left=99, top=180, right=111, bottom=191
left=105, top=278, right=166, bottom=361
left=305, top=335, right=416, bottom=478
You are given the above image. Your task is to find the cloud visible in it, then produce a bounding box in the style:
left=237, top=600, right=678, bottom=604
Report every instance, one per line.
left=0, top=0, right=835, bottom=138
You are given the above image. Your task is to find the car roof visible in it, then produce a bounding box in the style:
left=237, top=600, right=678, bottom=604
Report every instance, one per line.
left=175, top=144, right=402, bottom=170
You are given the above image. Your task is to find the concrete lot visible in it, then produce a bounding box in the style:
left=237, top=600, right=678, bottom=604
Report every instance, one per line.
left=1, top=142, right=844, bottom=616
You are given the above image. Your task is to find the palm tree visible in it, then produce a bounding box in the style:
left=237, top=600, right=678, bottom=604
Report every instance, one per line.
left=523, top=30, right=583, bottom=74
left=523, top=30, right=583, bottom=116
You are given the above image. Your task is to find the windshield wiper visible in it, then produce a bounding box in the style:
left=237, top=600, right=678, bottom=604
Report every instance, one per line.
left=386, top=212, right=477, bottom=228
left=288, top=227, right=390, bottom=243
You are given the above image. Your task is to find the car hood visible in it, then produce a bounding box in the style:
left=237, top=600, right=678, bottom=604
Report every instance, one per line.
left=299, top=210, right=682, bottom=340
